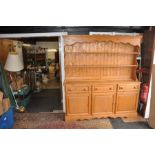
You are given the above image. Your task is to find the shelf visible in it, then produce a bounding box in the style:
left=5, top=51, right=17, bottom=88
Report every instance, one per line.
left=36, top=53, right=46, bottom=54
left=65, top=65, right=138, bottom=68
left=35, top=58, right=46, bottom=61
left=65, top=79, right=137, bottom=83
left=65, top=51, right=138, bottom=55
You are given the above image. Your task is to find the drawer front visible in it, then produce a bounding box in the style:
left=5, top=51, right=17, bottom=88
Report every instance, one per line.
left=92, top=84, right=116, bottom=93
left=66, top=84, right=90, bottom=93
left=118, top=83, right=139, bottom=91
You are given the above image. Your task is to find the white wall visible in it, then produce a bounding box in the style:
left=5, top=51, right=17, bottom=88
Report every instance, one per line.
left=13, top=41, right=23, bottom=63
left=89, top=32, right=141, bottom=36
left=36, top=41, right=59, bottom=49
left=36, top=41, right=59, bottom=60
left=145, top=49, right=155, bottom=119
left=145, top=78, right=152, bottom=119
left=59, top=36, right=65, bottom=113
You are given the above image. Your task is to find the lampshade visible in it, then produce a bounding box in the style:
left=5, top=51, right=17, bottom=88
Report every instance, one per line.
left=4, top=52, right=24, bottom=72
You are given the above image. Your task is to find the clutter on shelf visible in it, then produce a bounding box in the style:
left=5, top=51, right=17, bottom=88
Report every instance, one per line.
left=0, top=91, right=11, bottom=116
left=23, top=46, right=48, bottom=68
left=9, top=75, right=31, bottom=108
left=0, top=63, right=16, bottom=107
left=10, top=76, right=24, bottom=91
left=22, top=45, right=51, bottom=92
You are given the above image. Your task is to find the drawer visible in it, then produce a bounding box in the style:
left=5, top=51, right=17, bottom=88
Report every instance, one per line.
left=92, top=84, right=116, bottom=93
left=66, top=85, right=90, bottom=93
left=118, top=83, right=139, bottom=91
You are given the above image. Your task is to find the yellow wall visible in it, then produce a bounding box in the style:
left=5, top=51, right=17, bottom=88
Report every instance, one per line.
left=0, top=39, right=13, bottom=65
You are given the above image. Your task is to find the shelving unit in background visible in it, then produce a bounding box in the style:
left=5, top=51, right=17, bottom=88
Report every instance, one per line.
left=24, top=52, right=47, bottom=67
left=22, top=46, right=48, bottom=92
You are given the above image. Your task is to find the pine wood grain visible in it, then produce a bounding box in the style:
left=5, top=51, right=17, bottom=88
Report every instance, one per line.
left=64, top=35, right=141, bottom=121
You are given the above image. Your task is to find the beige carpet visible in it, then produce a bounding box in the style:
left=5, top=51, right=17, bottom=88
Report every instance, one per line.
left=13, top=112, right=112, bottom=129
left=75, top=119, right=112, bottom=129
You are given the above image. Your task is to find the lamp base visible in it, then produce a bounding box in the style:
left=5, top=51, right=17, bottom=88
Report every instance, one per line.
left=18, top=106, right=25, bottom=113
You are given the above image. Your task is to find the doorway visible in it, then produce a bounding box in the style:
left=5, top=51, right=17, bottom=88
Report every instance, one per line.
left=18, top=37, right=62, bottom=113
left=0, top=33, right=66, bottom=114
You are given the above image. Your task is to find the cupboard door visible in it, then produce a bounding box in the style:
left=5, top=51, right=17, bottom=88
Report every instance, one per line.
left=92, top=93, right=116, bottom=115
left=66, top=93, right=91, bottom=115
left=116, top=91, right=139, bottom=113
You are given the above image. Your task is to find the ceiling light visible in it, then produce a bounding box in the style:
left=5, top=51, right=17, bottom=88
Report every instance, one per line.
left=47, top=49, right=57, bottom=52
left=22, top=43, right=31, bottom=47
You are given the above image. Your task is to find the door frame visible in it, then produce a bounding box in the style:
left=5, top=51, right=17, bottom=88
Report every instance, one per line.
left=0, top=32, right=68, bottom=112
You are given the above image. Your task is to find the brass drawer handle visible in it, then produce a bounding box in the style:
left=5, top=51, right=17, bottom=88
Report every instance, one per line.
left=109, top=87, right=112, bottom=90
left=68, top=88, right=72, bottom=91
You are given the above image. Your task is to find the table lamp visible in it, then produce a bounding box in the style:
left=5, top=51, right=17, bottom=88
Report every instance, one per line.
left=4, top=51, right=24, bottom=109
left=5, top=52, right=24, bottom=72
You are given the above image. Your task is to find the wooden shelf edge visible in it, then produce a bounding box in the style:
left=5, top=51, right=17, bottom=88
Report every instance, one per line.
left=65, top=65, right=138, bottom=68
left=65, top=51, right=139, bottom=55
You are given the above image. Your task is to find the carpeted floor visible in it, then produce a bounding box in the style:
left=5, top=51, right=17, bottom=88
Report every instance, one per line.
left=110, top=118, right=151, bottom=129
left=13, top=112, right=151, bottom=129
left=13, top=112, right=112, bottom=129
left=42, top=79, right=60, bottom=89
left=110, top=118, right=150, bottom=129
left=26, top=89, right=62, bottom=113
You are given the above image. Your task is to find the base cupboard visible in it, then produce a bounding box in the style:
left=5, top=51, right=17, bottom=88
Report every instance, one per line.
left=65, top=82, right=140, bottom=121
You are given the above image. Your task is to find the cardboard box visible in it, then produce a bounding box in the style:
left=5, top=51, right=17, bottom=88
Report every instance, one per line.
left=0, top=91, right=3, bottom=102
left=0, top=101, right=4, bottom=116
left=11, top=78, right=24, bottom=90
left=2, top=98, right=11, bottom=113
